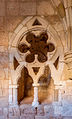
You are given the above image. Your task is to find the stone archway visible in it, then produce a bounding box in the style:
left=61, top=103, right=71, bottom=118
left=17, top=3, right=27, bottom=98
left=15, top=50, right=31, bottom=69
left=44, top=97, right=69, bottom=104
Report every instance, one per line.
left=9, top=16, right=64, bottom=107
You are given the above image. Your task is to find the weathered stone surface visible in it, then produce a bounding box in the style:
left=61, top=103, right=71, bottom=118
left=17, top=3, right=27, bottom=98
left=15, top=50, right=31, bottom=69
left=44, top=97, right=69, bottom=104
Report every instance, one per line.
left=37, top=105, right=44, bottom=116
left=3, top=88, right=8, bottom=97
left=6, top=16, right=24, bottom=32
left=20, top=2, right=36, bottom=15
left=0, top=52, right=8, bottom=68
left=64, top=0, right=72, bottom=8
left=53, top=0, right=61, bottom=7
left=63, top=117, right=72, bottom=119
left=9, top=108, right=14, bottom=116
left=57, top=2, right=66, bottom=18
left=3, top=108, right=8, bottom=119
left=35, top=116, right=49, bottom=119
left=37, top=0, right=55, bottom=16
left=20, top=104, right=36, bottom=115
left=0, top=68, right=5, bottom=80
left=20, top=114, right=35, bottom=119
left=0, top=0, right=71, bottom=118
left=0, top=2, right=5, bottom=16
left=0, top=17, right=5, bottom=31
left=9, top=116, right=20, bottom=119
left=45, top=15, right=60, bottom=25
left=53, top=102, right=63, bottom=116
left=44, top=105, right=54, bottom=116
left=13, top=107, right=20, bottom=116
left=7, top=2, right=19, bottom=16
left=0, top=32, right=8, bottom=46
left=52, top=22, right=63, bottom=31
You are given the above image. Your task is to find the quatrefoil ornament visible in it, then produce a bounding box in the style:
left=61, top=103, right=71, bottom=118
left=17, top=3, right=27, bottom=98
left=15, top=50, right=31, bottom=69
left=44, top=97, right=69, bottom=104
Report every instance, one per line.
left=18, top=32, right=55, bottom=63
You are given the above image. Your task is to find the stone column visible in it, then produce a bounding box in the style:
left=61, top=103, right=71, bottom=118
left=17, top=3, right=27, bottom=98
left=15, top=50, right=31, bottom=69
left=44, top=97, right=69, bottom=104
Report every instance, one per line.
left=9, top=85, right=13, bottom=105
left=58, top=88, right=62, bottom=102
left=32, top=86, right=39, bottom=107
left=13, top=85, right=18, bottom=106
left=54, top=84, right=63, bottom=103
left=9, top=85, right=18, bottom=107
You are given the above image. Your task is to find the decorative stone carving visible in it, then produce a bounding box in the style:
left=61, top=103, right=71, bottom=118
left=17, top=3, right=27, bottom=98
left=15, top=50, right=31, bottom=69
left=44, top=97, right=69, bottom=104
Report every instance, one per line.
left=9, top=16, right=64, bottom=107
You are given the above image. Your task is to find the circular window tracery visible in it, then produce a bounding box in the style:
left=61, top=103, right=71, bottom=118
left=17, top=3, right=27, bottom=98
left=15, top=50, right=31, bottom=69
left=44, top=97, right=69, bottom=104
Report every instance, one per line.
left=18, top=44, right=30, bottom=53
left=18, top=31, right=55, bottom=63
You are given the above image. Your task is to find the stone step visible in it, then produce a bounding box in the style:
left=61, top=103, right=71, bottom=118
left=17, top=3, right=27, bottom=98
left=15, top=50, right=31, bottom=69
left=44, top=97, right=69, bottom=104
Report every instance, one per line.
left=9, top=116, right=20, bottom=119
left=35, top=115, right=62, bottom=119
left=63, top=117, right=72, bottom=119
left=35, top=116, right=72, bottom=119
left=20, top=114, right=35, bottom=119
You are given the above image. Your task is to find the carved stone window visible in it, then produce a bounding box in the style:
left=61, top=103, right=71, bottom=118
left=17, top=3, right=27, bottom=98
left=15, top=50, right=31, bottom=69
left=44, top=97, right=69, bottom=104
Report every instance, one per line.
left=18, top=32, right=55, bottom=63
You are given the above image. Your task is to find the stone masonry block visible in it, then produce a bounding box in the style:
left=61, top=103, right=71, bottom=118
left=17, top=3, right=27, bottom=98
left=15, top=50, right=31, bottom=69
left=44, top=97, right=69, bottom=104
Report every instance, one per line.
left=7, top=2, right=19, bottom=16
left=37, top=0, right=54, bottom=16
left=44, top=105, right=54, bottom=116
left=20, top=104, right=36, bottom=115
left=20, top=2, right=36, bottom=15
left=20, top=115, right=35, bottom=119
left=0, top=32, right=8, bottom=46
left=63, top=117, right=72, bottom=119
left=35, top=116, right=49, bottom=119
left=37, top=105, right=44, bottom=116
left=9, top=107, right=14, bottom=116
left=9, top=116, right=20, bottom=119
left=0, top=2, right=5, bottom=16
left=0, top=17, right=5, bottom=31
left=13, top=107, right=20, bottom=116
left=3, top=108, right=8, bottom=119
left=6, top=16, right=24, bottom=32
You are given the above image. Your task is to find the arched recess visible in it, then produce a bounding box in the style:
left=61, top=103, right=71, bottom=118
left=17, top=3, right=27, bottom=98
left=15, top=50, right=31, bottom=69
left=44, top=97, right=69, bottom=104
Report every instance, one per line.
left=17, top=66, right=33, bottom=104
left=9, top=16, right=64, bottom=106
left=38, top=65, right=55, bottom=104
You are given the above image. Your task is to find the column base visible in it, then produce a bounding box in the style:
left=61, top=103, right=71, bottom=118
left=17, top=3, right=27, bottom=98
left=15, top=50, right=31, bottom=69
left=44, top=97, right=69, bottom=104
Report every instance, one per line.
left=32, top=101, right=39, bottom=108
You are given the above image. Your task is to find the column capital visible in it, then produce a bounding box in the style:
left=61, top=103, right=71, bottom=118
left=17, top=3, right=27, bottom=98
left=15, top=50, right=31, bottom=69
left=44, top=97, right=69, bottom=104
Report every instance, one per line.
left=9, top=84, right=19, bottom=88
left=32, top=83, right=40, bottom=87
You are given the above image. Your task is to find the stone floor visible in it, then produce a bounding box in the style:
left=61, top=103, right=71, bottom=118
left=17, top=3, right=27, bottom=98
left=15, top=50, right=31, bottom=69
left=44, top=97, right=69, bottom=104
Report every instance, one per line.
left=0, top=102, right=72, bottom=119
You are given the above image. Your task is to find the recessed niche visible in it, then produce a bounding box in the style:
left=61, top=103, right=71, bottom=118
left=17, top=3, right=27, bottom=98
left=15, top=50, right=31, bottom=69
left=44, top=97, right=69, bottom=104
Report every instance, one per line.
left=25, top=54, right=35, bottom=63
left=40, top=32, right=48, bottom=42
left=18, top=43, right=29, bottom=53
left=32, top=67, right=40, bottom=75
left=38, top=66, right=51, bottom=85
left=17, top=67, right=33, bottom=104
left=13, top=57, right=19, bottom=70
left=54, top=57, right=59, bottom=69
left=38, top=53, right=47, bottom=63
left=26, top=33, right=35, bottom=43
left=32, top=19, right=42, bottom=26
left=46, top=43, right=55, bottom=52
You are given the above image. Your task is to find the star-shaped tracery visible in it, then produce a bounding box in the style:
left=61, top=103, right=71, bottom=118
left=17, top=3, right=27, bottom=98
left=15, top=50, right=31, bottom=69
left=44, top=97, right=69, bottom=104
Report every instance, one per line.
left=18, top=32, right=55, bottom=63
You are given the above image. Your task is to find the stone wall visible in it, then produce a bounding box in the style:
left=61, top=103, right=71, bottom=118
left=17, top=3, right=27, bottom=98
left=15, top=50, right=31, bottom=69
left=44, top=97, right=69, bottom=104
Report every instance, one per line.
left=0, top=0, right=72, bottom=114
